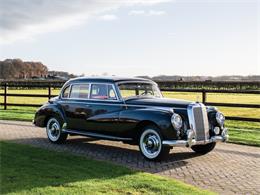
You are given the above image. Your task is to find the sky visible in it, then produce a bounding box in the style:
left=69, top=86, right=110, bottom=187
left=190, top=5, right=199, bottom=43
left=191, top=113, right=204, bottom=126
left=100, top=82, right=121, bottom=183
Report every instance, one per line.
left=0, top=0, right=259, bottom=77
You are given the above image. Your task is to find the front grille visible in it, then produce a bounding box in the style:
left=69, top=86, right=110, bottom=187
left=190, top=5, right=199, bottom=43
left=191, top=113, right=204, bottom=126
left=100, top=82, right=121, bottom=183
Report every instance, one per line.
left=188, top=103, right=209, bottom=141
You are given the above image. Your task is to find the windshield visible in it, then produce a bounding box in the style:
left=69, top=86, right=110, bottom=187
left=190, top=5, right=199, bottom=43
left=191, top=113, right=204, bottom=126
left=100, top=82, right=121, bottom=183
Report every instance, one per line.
left=118, top=82, right=162, bottom=99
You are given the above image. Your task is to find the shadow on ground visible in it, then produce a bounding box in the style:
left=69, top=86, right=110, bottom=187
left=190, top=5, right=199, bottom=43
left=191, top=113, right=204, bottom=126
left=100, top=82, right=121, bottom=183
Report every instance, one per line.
left=10, top=136, right=203, bottom=174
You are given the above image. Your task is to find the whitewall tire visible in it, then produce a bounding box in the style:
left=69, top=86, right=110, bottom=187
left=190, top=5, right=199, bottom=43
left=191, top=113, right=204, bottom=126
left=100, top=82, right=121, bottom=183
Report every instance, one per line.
left=139, top=126, right=170, bottom=161
left=46, top=117, right=67, bottom=144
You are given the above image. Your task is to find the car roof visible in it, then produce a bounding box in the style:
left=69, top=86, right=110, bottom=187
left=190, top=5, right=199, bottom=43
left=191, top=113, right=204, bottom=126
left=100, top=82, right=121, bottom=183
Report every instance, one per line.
left=67, top=76, right=155, bottom=84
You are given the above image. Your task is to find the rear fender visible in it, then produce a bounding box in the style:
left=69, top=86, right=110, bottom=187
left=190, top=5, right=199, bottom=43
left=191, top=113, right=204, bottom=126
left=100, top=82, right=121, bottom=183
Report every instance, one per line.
left=34, top=103, right=66, bottom=127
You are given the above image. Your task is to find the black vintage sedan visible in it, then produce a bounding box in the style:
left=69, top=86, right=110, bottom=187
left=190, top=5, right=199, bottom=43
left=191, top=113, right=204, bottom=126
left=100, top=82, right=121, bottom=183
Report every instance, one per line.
left=34, top=77, right=228, bottom=161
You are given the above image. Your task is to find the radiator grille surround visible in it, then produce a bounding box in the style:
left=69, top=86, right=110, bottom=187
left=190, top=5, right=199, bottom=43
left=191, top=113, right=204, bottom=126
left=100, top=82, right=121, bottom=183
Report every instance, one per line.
left=187, top=103, right=210, bottom=141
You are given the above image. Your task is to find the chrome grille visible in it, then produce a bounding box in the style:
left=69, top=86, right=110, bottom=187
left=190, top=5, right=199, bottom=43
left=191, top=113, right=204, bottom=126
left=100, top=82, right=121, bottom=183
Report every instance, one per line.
left=188, top=103, right=209, bottom=141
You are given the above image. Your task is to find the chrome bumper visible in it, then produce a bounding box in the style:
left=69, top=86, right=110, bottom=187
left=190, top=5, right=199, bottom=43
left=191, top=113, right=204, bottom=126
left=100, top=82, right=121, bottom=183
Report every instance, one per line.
left=163, top=128, right=229, bottom=147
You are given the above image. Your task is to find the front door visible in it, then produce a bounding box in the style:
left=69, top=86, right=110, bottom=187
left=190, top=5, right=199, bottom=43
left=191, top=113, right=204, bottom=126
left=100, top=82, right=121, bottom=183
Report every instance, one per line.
left=86, top=83, right=125, bottom=137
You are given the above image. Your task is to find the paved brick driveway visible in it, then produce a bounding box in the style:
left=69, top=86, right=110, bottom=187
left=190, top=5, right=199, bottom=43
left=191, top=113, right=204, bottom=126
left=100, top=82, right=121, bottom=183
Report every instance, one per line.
left=1, top=120, right=260, bottom=194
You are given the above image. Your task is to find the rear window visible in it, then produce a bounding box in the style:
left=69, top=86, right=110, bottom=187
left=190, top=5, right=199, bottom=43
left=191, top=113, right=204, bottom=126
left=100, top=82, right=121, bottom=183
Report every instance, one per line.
left=70, top=84, right=89, bottom=99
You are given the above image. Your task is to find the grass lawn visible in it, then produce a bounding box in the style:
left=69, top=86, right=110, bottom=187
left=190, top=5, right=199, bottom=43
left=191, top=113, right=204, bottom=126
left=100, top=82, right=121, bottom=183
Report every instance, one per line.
left=1, top=141, right=214, bottom=195
left=0, top=106, right=37, bottom=121
left=225, top=120, right=260, bottom=146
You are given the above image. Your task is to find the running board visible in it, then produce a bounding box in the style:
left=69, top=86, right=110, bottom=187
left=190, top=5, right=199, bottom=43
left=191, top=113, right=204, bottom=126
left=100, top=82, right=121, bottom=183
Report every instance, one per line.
left=62, top=129, right=132, bottom=141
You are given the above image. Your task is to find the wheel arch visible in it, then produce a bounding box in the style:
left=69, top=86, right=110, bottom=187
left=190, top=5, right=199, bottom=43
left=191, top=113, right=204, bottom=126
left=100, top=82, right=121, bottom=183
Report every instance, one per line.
left=34, top=104, right=66, bottom=127
left=44, top=111, right=66, bottom=127
left=134, top=120, right=171, bottom=141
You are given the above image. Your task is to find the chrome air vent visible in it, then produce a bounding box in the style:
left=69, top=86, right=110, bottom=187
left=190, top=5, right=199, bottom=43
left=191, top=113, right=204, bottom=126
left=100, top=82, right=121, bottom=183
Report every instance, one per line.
left=187, top=103, right=209, bottom=141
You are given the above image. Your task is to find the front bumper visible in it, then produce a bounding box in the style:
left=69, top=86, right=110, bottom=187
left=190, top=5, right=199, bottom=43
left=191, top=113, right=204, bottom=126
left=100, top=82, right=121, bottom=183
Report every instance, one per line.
left=163, top=128, right=228, bottom=147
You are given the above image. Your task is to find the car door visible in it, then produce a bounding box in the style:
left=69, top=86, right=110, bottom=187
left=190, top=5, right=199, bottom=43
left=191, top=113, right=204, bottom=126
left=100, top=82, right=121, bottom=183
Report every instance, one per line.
left=59, top=83, right=92, bottom=131
left=85, top=83, right=125, bottom=137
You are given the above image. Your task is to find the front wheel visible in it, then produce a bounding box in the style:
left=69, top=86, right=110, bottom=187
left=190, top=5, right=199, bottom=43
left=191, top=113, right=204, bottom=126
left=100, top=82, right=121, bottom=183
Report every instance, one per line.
left=46, top=117, right=67, bottom=144
left=191, top=142, right=216, bottom=154
left=139, top=126, right=170, bottom=161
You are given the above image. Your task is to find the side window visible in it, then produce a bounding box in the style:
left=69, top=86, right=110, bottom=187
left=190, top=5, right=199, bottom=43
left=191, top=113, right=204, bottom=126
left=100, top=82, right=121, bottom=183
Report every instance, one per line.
left=90, top=84, right=117, bottom=100
left=108, top=85, right=116, bottom=100
left=70, top=84, right=89, bottom=99
left=62, top=86, right=70, bottom=98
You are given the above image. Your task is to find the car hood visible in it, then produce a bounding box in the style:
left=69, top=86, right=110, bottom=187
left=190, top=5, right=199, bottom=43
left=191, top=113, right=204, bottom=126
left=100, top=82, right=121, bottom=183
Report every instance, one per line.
left=125, top=97, right=193, bottom=109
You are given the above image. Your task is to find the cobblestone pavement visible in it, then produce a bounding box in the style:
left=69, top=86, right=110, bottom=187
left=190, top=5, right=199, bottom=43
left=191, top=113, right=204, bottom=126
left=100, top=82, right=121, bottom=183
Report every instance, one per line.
left=1, top=120, right=260, bottom=194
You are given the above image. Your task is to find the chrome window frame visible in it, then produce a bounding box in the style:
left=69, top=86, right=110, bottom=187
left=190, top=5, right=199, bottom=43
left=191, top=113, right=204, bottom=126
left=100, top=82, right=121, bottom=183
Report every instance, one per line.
left=69, top=83, right=91, bottom=99
left=61, top=85, right=71, bottom=99
left=89, top=82, right=120, bottom=101
left=60, top=82, right=120, bottom=102
left=116, top=81, right=163, bottom=99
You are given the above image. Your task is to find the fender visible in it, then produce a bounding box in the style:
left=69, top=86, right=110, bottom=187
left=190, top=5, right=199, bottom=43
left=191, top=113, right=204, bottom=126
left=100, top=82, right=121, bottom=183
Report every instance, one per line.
left=119, top=107, right=178, bottom=140
left=34, top=102, right=66, bottom=127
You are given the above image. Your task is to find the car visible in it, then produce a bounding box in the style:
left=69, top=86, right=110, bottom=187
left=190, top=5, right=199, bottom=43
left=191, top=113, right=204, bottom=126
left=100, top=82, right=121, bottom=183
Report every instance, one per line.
left=33, top=77, right=228, bottom=161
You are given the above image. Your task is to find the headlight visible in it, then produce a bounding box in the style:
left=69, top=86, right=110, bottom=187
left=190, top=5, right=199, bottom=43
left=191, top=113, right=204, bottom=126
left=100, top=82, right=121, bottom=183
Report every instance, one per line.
left=216, top=112, right=225, bottom=126
left=171, top=113, right=183, bottom=130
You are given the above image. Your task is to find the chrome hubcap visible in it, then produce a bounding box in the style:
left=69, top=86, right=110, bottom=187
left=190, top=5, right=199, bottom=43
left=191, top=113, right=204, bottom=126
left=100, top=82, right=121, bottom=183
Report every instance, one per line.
left=144, top=135, right=160, bottom=152
left=47, top=118, right=61, bottom=141
left=140, top=129, right=162, bottom=159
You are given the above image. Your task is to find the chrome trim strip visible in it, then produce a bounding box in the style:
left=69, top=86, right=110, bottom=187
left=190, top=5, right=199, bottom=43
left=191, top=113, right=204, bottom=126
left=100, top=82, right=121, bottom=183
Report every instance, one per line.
left=62, top=129, right=132, bottom=141
left=57, top=100, right=186, bottom=110
left=116, top=80, right=156, bottom=85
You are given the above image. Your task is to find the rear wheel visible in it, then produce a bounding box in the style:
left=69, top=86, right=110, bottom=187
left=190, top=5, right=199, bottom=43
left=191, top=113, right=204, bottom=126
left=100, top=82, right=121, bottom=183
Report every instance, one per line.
left=46, top=117, right=67, bottom=144
left=139, top=126, right=170, bottom=161
left=191, top=142, right=216, bottom=154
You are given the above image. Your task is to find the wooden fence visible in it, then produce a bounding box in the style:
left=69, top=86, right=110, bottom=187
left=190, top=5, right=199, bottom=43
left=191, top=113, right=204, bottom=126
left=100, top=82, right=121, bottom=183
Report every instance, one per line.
left=0, top=81, right=259, bottom=122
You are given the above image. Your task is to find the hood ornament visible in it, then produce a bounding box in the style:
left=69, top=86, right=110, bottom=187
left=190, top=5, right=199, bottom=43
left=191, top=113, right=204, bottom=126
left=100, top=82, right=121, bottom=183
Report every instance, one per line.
left=196, top=95, right=200, bottom=103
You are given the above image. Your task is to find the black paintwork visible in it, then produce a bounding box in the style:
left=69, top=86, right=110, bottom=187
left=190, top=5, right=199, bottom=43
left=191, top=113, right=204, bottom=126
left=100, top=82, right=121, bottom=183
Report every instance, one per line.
left=34, top=77, right=218, bottom=142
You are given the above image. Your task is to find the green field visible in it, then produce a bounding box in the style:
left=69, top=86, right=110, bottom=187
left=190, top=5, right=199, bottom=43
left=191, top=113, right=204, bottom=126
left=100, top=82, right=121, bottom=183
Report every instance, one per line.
left=1, top=141, right=214, bottom=195
left=0, top=89, right=259, bottom=146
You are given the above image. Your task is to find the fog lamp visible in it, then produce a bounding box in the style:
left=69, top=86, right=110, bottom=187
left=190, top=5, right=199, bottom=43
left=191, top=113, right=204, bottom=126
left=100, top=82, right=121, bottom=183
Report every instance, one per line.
left=214, top=126, right=220, bottom=135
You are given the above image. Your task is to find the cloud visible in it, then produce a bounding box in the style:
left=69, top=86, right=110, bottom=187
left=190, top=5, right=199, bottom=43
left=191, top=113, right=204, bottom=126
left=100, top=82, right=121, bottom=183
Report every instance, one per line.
left=148, top=10, right=166, bottom=16
left=128, top=10, right=166, bottom=16
left=99, top=14, right=118, bottom=21
left=0, top=0, right=172, bottom=44
left=128, top=10, right=146, bottom=15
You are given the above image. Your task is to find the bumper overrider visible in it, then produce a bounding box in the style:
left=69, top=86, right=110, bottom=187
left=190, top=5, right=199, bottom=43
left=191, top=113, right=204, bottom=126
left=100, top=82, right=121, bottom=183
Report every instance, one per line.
left=163, top=128, right=229, bottom=147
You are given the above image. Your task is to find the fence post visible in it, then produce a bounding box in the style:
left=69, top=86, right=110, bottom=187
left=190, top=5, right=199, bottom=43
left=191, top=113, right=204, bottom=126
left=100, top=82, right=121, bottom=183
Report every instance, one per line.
left=202, top=90, right=207, bottom=104
left=4, top=83, right=7, bottom=110
left=48, top=84, right=51, bottom=100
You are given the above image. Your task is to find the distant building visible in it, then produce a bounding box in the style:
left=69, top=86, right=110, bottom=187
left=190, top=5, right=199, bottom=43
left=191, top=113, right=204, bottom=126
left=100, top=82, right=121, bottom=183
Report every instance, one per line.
left=48, top=71, right=76, bottom=80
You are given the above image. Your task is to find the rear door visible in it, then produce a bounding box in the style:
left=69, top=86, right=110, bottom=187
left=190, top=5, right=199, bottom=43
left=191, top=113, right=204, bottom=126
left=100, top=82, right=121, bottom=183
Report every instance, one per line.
left=59, top=83, right=92, bottom=131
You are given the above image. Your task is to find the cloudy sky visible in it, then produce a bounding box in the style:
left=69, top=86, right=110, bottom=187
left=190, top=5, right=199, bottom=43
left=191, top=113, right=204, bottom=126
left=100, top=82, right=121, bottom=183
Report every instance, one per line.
left=0, top=0, right=259, bottom=76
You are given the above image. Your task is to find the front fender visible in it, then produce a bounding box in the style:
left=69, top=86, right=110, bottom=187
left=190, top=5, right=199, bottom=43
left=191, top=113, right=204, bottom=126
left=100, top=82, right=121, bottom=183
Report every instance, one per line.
left=119, top=107, right=177, bottom=139
left=34, top=103, right=66, bottom=127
